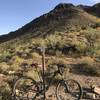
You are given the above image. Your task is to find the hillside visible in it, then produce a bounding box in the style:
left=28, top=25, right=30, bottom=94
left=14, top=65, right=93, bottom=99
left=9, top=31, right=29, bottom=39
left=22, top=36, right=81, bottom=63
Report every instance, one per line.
left=0, top=3, right=100, bottom=43
left=78, top=3, right=100, bottom=17
left=0, top=3, right=100, bottom=100
left=0, top=2, right=100, bottom=73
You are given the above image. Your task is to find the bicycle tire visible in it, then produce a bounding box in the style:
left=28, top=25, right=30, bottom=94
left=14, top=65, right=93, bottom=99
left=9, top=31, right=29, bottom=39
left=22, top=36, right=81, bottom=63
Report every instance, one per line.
left=12, top=76, right=38, bottom=100
left=56, top=79, right=82, bottom=100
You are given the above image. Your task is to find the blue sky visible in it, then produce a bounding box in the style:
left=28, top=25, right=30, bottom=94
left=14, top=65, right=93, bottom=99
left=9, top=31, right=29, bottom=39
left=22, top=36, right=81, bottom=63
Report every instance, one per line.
left=0, top=0, right=99, bottom=35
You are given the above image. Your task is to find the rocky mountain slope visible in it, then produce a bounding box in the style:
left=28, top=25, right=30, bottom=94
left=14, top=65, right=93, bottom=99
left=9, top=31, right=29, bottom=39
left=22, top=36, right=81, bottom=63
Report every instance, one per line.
left=78, top=3, right=100, bottom=17
left=0, top=3, right=100, bottom=43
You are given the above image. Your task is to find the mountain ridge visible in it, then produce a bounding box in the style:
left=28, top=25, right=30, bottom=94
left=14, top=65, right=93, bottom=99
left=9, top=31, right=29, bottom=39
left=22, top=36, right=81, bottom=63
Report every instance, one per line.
left=78, top=3, right=100, bottom=17
left=0, top=3, right=100, bottom=43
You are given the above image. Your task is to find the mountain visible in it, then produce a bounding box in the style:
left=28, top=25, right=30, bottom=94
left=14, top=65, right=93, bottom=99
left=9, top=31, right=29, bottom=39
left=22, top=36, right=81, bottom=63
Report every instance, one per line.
left=0, top=3, right=100, bottom=43
left=0, top=3, right=100, bottom=58
left=78, top=3, right=100, bottom=17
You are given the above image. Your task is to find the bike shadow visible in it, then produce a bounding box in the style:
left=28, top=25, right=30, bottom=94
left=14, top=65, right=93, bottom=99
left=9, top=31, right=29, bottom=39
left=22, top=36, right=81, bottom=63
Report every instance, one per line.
left=69, top=63, right=93, bottom=76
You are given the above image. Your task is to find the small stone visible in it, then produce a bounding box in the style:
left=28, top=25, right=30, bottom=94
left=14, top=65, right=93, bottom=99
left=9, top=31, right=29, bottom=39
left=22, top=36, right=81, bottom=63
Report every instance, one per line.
left=94, top=86, right=100, bottom=95
left=8, top=71, right=15, bottom=74
left=52, top=94, right=56, bottom=100
left=86, top=93, right=96, bottom=99
left=91, top=85, right=100, bottom=95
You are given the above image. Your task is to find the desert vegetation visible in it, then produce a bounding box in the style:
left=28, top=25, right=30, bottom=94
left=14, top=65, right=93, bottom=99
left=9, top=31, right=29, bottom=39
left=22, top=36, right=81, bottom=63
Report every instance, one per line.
left=0, top=3, right=100, bottom=99
left=0, top=26, right=100, bottom=99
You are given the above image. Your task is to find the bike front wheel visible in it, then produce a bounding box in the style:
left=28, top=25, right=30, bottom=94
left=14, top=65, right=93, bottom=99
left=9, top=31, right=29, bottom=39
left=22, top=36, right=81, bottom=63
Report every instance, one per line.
left=56, top=79, right=82, bottom=100
left=12, top=76, right=38, bottom=100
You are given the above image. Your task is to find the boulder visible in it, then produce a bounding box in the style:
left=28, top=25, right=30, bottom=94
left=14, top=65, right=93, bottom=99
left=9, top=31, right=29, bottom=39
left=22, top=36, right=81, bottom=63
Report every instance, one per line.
left=92, top=85, right=100, bottom=95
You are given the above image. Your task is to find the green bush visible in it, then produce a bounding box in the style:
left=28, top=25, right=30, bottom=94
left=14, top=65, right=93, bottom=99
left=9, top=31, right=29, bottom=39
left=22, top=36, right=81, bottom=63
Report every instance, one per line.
left=0, top=62, right=10, bottom=74
left=0, top=81, right=11, bottom=100
left=0, top=52, right=11, bottom=63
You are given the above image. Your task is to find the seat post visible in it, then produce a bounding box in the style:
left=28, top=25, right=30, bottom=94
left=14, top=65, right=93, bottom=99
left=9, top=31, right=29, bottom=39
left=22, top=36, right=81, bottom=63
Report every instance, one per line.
left=40, top=46, right=46, bottom=100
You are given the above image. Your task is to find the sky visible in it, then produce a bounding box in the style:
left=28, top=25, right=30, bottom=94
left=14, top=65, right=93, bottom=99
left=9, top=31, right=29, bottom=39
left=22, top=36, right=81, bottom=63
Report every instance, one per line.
left=0, top=0, right=100, bottom=35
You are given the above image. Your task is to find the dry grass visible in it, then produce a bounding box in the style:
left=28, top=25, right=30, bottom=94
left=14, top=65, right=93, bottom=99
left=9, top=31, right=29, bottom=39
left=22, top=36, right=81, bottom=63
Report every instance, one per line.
left=0, top=81, right=11, bottom=100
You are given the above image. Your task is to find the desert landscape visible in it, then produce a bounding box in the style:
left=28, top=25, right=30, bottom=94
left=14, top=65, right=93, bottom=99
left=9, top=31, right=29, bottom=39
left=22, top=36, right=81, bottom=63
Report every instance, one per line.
left=0, top=3, right=100, bottom=100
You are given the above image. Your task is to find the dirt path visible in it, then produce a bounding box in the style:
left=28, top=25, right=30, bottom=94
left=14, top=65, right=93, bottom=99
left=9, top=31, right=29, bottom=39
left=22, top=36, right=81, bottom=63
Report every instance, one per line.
left=44, top=56, right=100, bottom=100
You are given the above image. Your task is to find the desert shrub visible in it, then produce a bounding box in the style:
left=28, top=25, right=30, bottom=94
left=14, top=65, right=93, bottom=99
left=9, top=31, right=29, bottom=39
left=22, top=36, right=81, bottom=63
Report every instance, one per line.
left=44, top=33, right=89, bottom=55
left=7, top=56, right=23, bottom=72
left=0, top=51, right=12, bottom=63
left=61, top=44, right=77, bottom=54
left=80, top=28, right=100, bottom=56
left=88, top=47, right=100, bottom=57
left=83, top=29, right=100, bottom=44
left=95, top=56, right=100, bottom=63
left=0, top=81, right=11, bottom=100
left=7, top=48, right=16, bottom=54
left=81, top=26, right=87, bottom=30
left=21, top=52, right=32, bottom=59
left=46, top=49, right=56, bottom=55
left=45, top=37, right=57, bottom=55
left=55, top=50, right=63, bottom=57
left=90, top=23, right=100, bottom=28
left=0, top=62, right=10, bottom=74
left=31, top=52, right=40, bottom=58
left=73, top=41, right=87, bottom=54
left=31, top=52, right=41, bottom=62
left=16, top=50, right=33, bottom=59
left=24, top=68, right=40, bottom=81
left=11, top=56, right=23, bottom=64
left=81, top=57, right=94, bottom=66
left=33, top=38, right=46, bottom=47
left=45, top=35, right=66, bottom=55
left=8, top=64, right=21, bottom=72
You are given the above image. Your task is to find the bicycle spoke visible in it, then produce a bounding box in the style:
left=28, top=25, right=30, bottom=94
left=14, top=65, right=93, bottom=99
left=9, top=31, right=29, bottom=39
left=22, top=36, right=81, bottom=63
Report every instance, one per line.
left=66, top=79, right=82, bottom=99
left=56, top=79, right=82, bottom=100
left=13, top=77, right=38, bottom=100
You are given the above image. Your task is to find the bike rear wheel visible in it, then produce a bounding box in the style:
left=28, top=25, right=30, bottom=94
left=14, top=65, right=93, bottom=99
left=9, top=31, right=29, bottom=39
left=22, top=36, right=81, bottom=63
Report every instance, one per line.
left=12, top=76, right=38, bottom=100
left=56, top=79, right=82, bottom=100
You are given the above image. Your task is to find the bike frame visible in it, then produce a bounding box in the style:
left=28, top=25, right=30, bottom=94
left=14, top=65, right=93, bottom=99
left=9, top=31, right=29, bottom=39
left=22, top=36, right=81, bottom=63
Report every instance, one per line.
left=12, top=46, right=82, bottom=100
left=39, top=46, right=63, bottom=99
left=36, top=68, right=63, bottom=98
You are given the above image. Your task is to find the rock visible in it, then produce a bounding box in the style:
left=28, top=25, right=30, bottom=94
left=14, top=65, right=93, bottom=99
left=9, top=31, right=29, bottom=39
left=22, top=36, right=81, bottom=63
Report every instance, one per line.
left=8, top=71, right=15, bottom=74
left=94, top=87, right=100, bottom=95
left=0, top=74, right=4, bottom=77
left=92, top=85, right=100, bottom=95
left=86, top=92, right=96, bottom=99
left=0, top=74, right=7, bottom=81
left=51, top=94, right=56, bottom=100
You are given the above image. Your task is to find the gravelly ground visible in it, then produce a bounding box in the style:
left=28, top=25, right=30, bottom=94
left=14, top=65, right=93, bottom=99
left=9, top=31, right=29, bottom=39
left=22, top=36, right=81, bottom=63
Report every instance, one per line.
left=34, top=73, right=100, bottom=100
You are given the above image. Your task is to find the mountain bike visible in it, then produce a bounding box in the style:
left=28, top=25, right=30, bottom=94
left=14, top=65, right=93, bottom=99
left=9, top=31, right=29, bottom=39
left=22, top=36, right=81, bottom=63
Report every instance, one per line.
left=12, top=46, right=82, bottom=100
